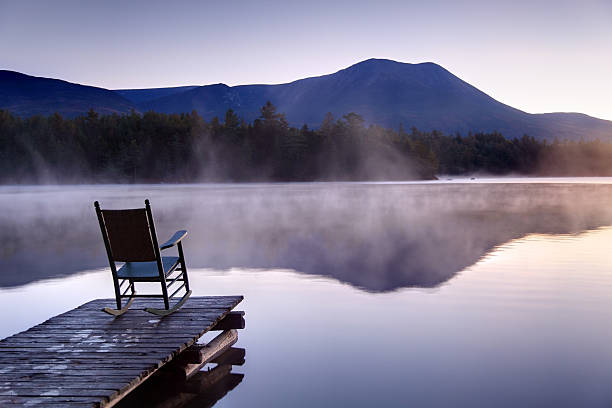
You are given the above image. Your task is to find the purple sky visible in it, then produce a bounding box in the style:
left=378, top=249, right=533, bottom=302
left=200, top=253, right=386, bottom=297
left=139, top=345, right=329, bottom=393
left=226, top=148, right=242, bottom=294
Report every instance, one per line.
left=1, top=0, right=611, bottom=120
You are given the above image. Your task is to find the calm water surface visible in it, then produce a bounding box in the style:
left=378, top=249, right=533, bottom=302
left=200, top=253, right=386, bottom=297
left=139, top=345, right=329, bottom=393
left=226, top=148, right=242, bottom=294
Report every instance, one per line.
left=2, top=179, right=612, bottom=407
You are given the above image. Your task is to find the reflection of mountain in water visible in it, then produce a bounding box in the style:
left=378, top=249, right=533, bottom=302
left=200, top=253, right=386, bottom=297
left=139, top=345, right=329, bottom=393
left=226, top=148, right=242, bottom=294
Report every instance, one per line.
left=2, top=183, right=612, bottom=291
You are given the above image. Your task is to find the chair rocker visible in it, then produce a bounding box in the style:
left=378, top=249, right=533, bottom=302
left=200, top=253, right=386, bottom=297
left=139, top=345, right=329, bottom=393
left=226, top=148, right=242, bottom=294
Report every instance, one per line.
left=94, top=199, right=192, bottom=316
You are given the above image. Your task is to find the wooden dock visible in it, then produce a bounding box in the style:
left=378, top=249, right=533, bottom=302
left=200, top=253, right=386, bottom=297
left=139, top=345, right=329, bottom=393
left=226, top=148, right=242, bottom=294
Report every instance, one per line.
left=0, top=296, right=244, bottom=407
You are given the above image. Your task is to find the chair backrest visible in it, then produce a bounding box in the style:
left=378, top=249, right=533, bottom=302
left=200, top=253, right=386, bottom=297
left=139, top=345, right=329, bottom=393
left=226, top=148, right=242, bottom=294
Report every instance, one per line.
left=95, top=201, right=159, bottom=263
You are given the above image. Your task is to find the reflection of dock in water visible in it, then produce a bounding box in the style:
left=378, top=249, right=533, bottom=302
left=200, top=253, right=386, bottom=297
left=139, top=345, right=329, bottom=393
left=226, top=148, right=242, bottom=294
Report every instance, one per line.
left=0, top=296, right=245, bottom=407
left=117, top=345, right=245, bottom=408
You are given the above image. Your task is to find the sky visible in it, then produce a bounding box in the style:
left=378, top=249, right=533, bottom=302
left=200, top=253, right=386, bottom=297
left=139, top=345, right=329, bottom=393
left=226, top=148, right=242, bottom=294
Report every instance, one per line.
left=1, top=0, right=611, bottom=120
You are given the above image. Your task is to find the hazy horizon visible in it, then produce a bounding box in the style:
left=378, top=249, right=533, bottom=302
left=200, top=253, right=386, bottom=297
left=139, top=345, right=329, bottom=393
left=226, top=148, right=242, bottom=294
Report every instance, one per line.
left=1, top=0, right=611, bottom=120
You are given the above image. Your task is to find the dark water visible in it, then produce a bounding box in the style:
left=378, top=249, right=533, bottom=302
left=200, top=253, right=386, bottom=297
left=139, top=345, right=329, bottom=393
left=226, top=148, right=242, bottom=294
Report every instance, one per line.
left=2, top=180, right=612, bottom=407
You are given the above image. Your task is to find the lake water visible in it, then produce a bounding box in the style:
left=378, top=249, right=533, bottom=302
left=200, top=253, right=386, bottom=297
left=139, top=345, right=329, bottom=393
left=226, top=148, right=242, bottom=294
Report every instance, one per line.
left=2, top=179, right=612, bottom=407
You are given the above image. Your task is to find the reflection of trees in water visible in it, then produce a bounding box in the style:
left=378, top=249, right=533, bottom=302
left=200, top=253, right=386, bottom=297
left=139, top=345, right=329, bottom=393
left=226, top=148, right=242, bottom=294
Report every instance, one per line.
left=2, top=183, right=612, bottom=290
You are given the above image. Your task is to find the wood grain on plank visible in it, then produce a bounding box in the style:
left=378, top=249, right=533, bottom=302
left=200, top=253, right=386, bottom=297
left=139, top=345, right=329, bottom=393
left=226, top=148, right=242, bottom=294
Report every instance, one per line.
left=0, top=296, right=242, bottom=408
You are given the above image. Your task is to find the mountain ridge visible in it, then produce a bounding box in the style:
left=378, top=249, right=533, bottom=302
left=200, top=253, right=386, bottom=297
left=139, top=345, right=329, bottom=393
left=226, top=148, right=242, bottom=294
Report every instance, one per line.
left=115, top=85, right=199, bottom=105
left=2, top=60, right=612, bottom=141
left=0, top=70, right=134, bottom=117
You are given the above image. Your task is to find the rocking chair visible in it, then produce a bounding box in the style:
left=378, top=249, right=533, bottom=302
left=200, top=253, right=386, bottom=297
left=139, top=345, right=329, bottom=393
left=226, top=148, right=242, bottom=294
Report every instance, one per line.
left=94, top=199, right=192, bottom=316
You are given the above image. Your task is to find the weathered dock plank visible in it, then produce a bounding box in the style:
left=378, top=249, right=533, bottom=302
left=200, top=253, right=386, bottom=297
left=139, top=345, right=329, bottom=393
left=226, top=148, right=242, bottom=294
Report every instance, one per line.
left=0, top=296, right=243, bottom=407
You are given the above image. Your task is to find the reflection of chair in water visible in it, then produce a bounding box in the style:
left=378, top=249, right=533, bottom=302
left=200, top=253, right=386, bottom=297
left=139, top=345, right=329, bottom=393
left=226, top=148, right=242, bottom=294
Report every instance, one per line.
left=94, top=199, right=191, bottom=316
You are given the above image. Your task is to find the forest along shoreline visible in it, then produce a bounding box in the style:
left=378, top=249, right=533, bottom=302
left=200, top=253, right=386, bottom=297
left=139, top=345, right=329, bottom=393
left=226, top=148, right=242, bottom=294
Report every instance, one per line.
left=2, top=102, right=612, bottom=184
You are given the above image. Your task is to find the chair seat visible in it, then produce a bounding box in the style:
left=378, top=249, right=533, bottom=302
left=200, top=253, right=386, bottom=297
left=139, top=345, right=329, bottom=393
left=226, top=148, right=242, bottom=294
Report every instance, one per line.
left=117, top=256, right=180, bottom=279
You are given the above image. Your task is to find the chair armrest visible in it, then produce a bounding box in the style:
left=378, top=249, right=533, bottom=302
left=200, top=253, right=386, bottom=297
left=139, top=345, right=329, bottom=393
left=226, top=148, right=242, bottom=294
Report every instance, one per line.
left=160, top=230, right=188, bottom=250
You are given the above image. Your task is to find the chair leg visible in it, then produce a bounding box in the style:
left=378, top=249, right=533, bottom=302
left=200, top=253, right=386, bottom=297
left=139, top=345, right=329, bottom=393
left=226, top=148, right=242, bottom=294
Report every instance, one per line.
left=160, top=280, right=170, bottom=310
left=112, top=276, right=122, bottom=310
left=178, top=242, right=190, bottom=291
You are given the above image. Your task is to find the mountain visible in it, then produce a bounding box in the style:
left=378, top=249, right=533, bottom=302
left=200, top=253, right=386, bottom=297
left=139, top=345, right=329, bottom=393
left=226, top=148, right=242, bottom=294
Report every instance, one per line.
left=136, top=59, right=612, bottom=140
left=2, top=60, right=612, bottom=140
left=0, top=70, right=134, bottom=117
left=531, top=112, right=612, bottom=140
left=115, top=86, right=199, bottom=105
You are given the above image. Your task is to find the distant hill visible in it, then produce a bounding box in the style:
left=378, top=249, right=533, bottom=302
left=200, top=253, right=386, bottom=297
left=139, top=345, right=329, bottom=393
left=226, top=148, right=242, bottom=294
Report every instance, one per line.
left=0, top=70, right=133, bottom=117
left=2, top=60, right=612, bottom=140
left=136, top=59, right=612, bottom=140
left=530, top=112, right=612, bottom=140
left=143, top=59, right=531, bottom=132
left=115, top=86, right=199, bottom=105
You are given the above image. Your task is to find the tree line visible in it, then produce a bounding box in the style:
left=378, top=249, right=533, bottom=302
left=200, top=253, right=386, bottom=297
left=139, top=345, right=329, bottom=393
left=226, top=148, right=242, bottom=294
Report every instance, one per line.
left=1, top=103, right=612, bottom=183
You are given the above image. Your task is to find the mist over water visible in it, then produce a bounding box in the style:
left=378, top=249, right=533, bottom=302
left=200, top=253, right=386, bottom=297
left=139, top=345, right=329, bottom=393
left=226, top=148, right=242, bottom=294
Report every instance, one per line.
left=4, top=180, right=612, bottom=407
left=2, top=180, right=612, bottom=289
